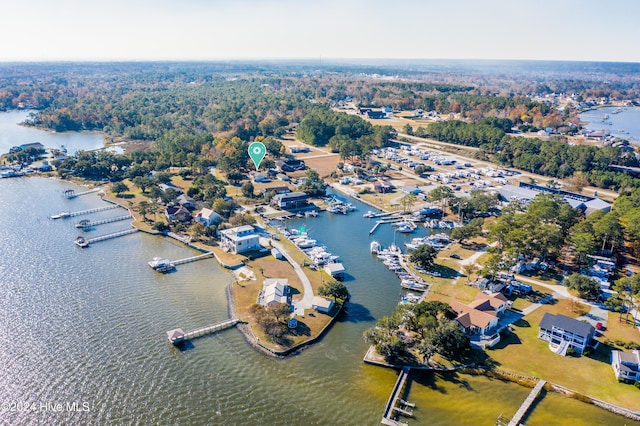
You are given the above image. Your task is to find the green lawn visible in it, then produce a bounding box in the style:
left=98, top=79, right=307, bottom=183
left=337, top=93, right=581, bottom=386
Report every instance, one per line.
left=487, top=302, right=640, bottom=411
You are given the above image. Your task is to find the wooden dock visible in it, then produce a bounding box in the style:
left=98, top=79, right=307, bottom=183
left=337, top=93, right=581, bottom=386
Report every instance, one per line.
left=64, top=188, right=101, bottom=199
left=52, top=204, right=120, bottom=219
left=75, top=214, right=131, bottom=229
left=381, top=367, right=413, bottom=425
left=78, top=228, right=139, bottom=246
left=508, top=379, right=546, bottom=426
left=166, top=318, right=240, bottom=344
left=171, top=252, right=215, bottom=266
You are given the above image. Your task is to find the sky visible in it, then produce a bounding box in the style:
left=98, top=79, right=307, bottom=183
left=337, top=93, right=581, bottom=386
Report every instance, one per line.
left=1, top=0, right=639, bottom=62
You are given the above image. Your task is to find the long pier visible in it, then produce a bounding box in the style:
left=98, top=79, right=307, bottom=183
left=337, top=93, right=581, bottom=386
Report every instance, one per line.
left=171, top=252, right=215, bottom=266
left=83, top=228, right=139, bottom=245
left=166, top=318, right=240, bottom=344
left=51, top=204, right=120, bottom=219
left=76, top=214, right=131, bottom=228
left=64, top=188, right=101, bottom=199
left=381, top=367, right=413, bottom=426
left=508, top=379, right=546, bottom=426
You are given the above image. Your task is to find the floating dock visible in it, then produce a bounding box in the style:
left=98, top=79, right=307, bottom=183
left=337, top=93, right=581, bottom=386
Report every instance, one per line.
left=52, top=204, right=120, bottom=219
left=167, top=318, right=240, bottom=344
left=75, top=214, right=131, bottom=229
left=508, top=379, right=546, bottom=426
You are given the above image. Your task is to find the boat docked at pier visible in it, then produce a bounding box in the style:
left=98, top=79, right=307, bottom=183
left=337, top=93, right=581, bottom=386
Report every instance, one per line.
left=148, top=257, right=176, bottom=273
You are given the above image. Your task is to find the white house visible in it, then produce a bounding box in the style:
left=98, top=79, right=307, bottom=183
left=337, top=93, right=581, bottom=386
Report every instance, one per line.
left=611, top=350, right=640, bottom=383
left=219, top=225, right=261, bottom=254
left=195, top=208, right=223, bottom=226
left=538, top=313, right=596, bottom=355
left=260, top=278, right=289, bottom=307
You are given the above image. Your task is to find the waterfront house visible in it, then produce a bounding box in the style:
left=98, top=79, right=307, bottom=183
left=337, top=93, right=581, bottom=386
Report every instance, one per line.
left=165, top=205, right=192, bottom=223
left=272, top=192, right=308, bottom=210
left=468, top=292, right=510, bottom=316
left=219, top=225, right=261, bottom=254
left=611, top=350, right=640, bottom=383
left=176, top=194, right=196, bottom=210
left=450, top=300, right=499, bottom=337
left=194, top=207, right=222, bottom=226
left=538, top=313, right=596, bottom=355
left=311, top=296, right=334, bottom=314
left=260, top=278, right=289, bottom=307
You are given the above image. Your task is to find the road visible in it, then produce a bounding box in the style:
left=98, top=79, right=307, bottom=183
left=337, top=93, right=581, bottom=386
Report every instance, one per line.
left=270, top=240, right=315, bottom=315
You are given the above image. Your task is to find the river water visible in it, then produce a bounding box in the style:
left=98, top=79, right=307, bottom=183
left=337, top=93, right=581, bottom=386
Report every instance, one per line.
left=0, top=115, right=636, bottom=425
left=579, top=106, right=640, bottom=142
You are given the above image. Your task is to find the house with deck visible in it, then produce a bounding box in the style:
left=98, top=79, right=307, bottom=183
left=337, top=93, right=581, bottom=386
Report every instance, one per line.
left=272, top=192, right=308, bottom=210
left=538, top=313, right=596, bottom=355
left=449, top=292, right=510, bottom=348
left=611, top=350, right=640, bottom=383
left=219, top=225, right=261, bottom=254
left=165, top=205, right=192, bottom=222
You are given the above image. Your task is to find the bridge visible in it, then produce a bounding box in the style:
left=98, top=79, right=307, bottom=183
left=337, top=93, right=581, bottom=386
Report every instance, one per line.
left=76, top=214, right=131, bottom=229
left=508, top=379, right=546, bottom=426
left=166, top=318, right=240, bottom=344
left=51, top=204, right=121, bottom=219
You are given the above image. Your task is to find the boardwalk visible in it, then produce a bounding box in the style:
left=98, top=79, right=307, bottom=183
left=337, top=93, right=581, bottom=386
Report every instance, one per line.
left=51, top=204, right=120, bottom=219
left=82, top=228, right=139, bottom=246
left=166, top=318, right=240, bottom=344
left=381, top=367, right=413, bottom=426
left=508, top=379, right=546, bottom=426
left=171, top=252, right=215, bottom=266
left=76, top=214, right=131, bottom=229
left=64, top=188, right=101, bottom=199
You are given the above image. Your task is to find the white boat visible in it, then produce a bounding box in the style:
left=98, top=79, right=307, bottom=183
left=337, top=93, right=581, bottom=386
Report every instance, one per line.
left=363, top=211, right=376, bottom=218
left=296, top=239, right=317, bottom=249
left=395, top=222, right=415, bottom=233
left=148, top=257, right=175, bottom=272
left=304, top=210, right=318, bottom=217
left=370, top=240, right=381, bottom=254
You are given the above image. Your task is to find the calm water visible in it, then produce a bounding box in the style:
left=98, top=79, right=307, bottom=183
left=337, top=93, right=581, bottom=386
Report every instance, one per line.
left=580, top=106, right=640, bottom=142
left=0, top=116, right=635, bottom=425
left=0, top=110, right=104, bottom=155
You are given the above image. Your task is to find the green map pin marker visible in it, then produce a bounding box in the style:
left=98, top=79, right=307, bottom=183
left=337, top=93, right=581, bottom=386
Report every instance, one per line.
left=248, top=142, right=267, bottom=170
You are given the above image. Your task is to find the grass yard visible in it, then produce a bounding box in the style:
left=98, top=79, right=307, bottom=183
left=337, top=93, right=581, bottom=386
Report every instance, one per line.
left=487, top=301, right=640, bottom=411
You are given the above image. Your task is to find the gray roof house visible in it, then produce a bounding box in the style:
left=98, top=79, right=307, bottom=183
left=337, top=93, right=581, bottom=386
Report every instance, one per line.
left=538, top=313, right=595, bottom=355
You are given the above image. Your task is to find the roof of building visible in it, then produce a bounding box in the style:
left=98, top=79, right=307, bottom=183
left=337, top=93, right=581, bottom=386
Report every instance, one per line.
left=220, top=225, right=257, bottom=240
left=324, top=263, right=346, bottom=274
left=196, top=207, right=222, bottom=222
left=539, top=313, right=595, bottom=337
left=263, top=278, right=289, bottom=305
left=312, top=296, right=334, bottom=309
left=274, top=191, right=308, bottom=200
left=613, top=350, right=640, bottom=373
left=450, top=300, right=496, bottom=329
left=468, top=292, right=508, bottom=312
left=166, top=205, right=191, bottom=216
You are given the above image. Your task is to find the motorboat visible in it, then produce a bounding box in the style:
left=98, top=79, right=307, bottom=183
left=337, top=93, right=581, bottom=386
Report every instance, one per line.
left=370, top=240, right=381, bottom=254
left=363, top=211, right=376, bottom=218
left=148, top=257, right=175, bottom=272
